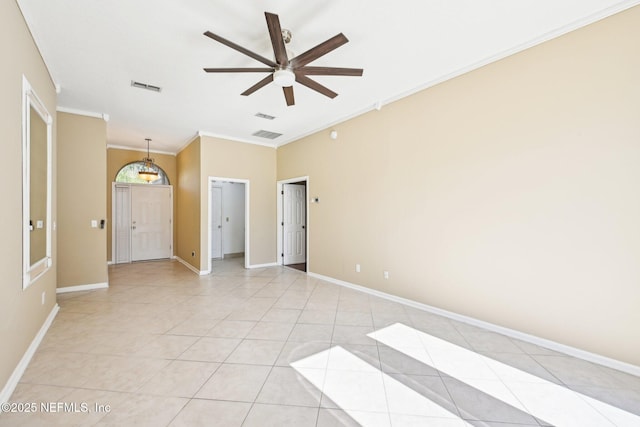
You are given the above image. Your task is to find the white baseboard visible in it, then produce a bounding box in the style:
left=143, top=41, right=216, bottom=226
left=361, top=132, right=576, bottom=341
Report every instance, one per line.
left=0, top=304, right=59, bottom=403
left=56, top=282, right=108, bottom=294
left=308, top=272, right=640, bottom=377
left=175, top=257, right=208, bottom=275
left=248, top=262, right=278, bottom=269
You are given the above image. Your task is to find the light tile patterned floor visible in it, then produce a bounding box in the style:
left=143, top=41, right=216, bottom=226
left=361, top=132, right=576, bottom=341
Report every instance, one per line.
left=1, top=258, right=639, bottom=426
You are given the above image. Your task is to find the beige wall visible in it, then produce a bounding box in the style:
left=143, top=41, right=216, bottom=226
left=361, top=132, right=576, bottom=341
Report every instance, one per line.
left=200, top=136, right=277, bottom=268
left=176, top=138, right=201, bottom=270
left=106, top=148, right=177, bottom=262
left=278, top=6, right=640, bottom=366
left=0, top=0, right=57, bottom=393
left=57, top=112, right=107, bottom=288
left=175, top=136, right=277, bottom=272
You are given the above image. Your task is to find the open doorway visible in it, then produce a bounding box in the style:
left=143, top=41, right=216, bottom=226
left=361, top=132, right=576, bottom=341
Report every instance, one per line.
left=208, top=177, right=249, bottom=273
left=277, top=177, right=308, bottom=272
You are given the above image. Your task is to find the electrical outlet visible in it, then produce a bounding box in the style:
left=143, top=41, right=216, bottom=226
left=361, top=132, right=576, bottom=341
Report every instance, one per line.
left=383, top=271, right=389, bottom=279
left=355, top=264, right=361, bottom=273
left=191, top=251, right=196, bottom=257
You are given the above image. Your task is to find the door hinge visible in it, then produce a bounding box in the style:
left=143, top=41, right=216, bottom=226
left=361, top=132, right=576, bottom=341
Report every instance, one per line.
left=281, top=222, right=284, bottom=226
left=281, top=253, right=284, bottom=257
left=281, top=190, right=284, bottom=195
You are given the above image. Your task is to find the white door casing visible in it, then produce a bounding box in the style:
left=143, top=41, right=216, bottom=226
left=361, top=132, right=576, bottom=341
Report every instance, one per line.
left=130, top=185, right=172, bottom=261
left=283, top=183, right=306, bottom=265
left=211, top=185, right=223, bottom=259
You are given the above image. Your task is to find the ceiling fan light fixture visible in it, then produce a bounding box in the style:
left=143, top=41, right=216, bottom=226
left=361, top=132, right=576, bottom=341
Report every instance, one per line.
left=273, top=69, right=295, bottom=87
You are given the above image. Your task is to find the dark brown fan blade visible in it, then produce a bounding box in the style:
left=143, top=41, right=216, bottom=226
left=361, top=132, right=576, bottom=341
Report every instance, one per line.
left=294, top=73, right=338, bottom=99
left=204, top=31, right=277, bottom=67
left=265, top=12, right=288, bottom=66
left=283, top=86, right=295, bottom=106
left=204, top=67, right=273, bottom=73
left=241, top=74, right=274, bottom=96
left=297, top=66, right=363, bottom=76
left=290, top=33, right=348, bottom=68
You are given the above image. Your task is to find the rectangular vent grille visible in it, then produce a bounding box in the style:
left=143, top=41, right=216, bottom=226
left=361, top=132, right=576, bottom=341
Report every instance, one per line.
left=252, top=130, right=282, bottom=140
left=255, top=112, right=276, bottom=120
left=131, top=80, right=162, bottom=92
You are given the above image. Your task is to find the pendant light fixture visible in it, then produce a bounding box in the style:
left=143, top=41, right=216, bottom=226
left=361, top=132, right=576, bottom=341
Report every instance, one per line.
left=138, top=138, right=159, bottom=182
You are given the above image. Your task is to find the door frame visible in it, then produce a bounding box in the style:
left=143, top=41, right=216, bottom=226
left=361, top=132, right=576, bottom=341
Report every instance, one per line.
left=277, top=176, right=309, bottom=269
left=111, top=182, right=173, bottom=264
left=207, top=176, right=250, bottom=273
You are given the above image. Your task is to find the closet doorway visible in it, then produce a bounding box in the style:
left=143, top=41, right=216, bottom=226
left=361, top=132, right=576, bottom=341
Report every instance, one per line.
left=277, top=177, right=308, bottom=272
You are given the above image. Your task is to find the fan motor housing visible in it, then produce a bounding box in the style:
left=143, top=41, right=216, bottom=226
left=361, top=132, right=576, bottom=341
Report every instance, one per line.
left=273, top=69, right=295, bottom=87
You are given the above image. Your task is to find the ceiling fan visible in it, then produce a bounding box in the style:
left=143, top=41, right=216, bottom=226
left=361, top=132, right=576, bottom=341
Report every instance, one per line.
left=203, top=12, right=363, bottom=106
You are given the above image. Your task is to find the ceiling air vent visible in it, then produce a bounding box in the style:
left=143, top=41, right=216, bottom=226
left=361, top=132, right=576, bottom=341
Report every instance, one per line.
left=252, top=130, right=282, bottom=140
left=255, top=112, right=276, bottom=120
left=131, top=80, right=162, bottom=92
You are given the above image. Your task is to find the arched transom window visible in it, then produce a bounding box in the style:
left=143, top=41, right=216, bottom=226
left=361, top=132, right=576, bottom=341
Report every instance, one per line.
left=115, top=161, right=170, bottom=185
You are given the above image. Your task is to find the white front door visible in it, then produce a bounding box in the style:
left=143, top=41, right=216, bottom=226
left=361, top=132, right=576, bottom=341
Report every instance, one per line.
left=283, top=183, right=306, bottom=264
left=131, top=185, right=172, bottom=261
left=211, top=186, right=223, bottom=259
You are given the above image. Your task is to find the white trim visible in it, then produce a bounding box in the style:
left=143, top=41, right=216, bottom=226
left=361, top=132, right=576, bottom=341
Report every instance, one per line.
left=248, top=262, right=279, bottom=269
left=275, top=0, right=640, bottom=149
left=175, top=256, right=208, bottom=275
left=307, top=272, right=640, bottom=377
left=56, top=282, right=108, bottom=294
left=198, top=131, right=278, bottom=149
left=207, top=177, right=250, bottom=274
left=56, top=106, right=107, bottom=121
left=376, top=1, right=640, bottom=113
left=176, top=133, right=200, bottom=155
left=107, top=144, right=176, bottom=156
left=22, top=75, right=53, bottom=289
left=275, top=105, right=373, bottom=148
left=0, top=304, right=59, bottom=403
left=277, top=177, right=310, bottom=268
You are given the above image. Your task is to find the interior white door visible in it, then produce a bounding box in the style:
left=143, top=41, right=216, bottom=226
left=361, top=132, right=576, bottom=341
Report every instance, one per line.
left=283, top=183, right=306, bottom=264
left=113, top=184, right=131, bottom=263
left=131, top=185, right=172, bottom=261
left=211, top=186, right=223, bottom=259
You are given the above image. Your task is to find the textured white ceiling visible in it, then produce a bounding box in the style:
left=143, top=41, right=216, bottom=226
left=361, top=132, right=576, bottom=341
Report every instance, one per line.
left=16, top=0, right=640, bottom=153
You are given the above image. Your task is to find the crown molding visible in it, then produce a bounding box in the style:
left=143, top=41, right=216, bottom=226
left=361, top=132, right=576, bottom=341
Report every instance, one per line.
left=56, top=106, right=109, bottom=122
left=106, top=144, right=176, bottom=156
